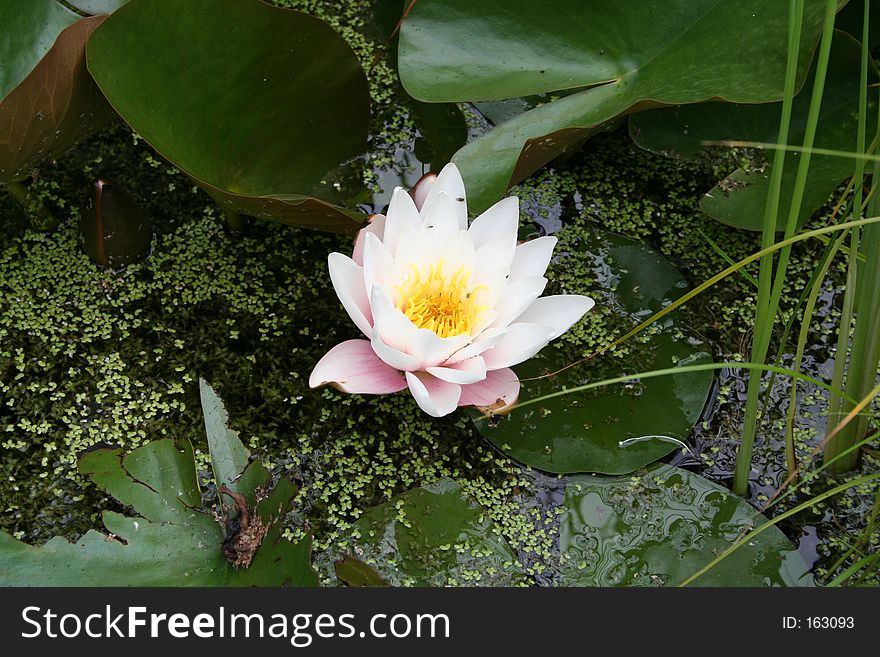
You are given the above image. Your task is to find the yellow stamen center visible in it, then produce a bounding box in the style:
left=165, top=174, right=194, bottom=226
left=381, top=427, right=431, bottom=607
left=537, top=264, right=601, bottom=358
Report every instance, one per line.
left=396, top=259, right=484, bottom=338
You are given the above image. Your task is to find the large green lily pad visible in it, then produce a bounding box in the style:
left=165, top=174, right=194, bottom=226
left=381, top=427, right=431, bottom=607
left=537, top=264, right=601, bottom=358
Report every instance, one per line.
left=352, top=479, right=525, bottom=586
left=399, top=0, right=834, bottom=213
left=86, top=0, right=371, bottom=233
left=1, top=4, right=114, bottom=183
left=558, top=465, right=813, bottom=586
left=0, top=387, right=318, bottom=586
left=471, top=228, right=713, bottom=474
left=630, top=31, right=879, bottom=231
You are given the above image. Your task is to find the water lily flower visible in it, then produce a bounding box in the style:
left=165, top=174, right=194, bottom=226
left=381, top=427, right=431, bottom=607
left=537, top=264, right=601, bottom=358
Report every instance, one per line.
left=309, top=164, right=595, bottom=417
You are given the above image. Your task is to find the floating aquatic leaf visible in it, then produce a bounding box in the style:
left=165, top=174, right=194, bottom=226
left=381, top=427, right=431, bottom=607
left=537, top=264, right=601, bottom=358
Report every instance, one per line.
left=0, top=387, right=317, bottom=586
left=399, top=0, right=834, bottom=212
left=86, top=0, right=371, bottom=233
left=471, top=227, right=713, bottom=474
left=558, top=465, right=813, bottom=586
left=1, top=5, right=114, bottom=183
left=630, top=32, right=879, bottom=231
left=352, top=479, right=525, bottom=586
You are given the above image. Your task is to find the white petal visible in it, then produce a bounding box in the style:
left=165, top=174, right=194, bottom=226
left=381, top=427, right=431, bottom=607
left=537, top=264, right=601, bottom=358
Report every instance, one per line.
left=370, top=284, right=416, bottom=352
left=514, top=295, right=595, bottom=338
left=509, top=236, right=557, bottom=279
left=328, top=252, right=373, bottom=337
left=458, top=367, right=520, bottom=411
left=383, top=187, right=421, bottom=256
left=371, top=326, right=420, bottom=371
left=432, top=229, right=476, bottom=275
left=490, top=276, right=548, bottom=328
left=420, top=191, right=460, bottom=246
left=309, top=340, right=407, bottom=394
left=362, top=232, right=396, bottom=297
left=394, top=222, right=433, bottom=273
left=426, top=356, right=487, bottom=384
left=468, top=196, right=519, bottom=250
left=481, top=322, right=554, bottom=370
left=421, top=163, right=467, bottom=229
left=352, top=214, right=386, bottom=267
left=405, top=371, right=462, bottom=417
left=474, top=218, right=517, bottom=279
left=445, top=326, right=508, bottom=364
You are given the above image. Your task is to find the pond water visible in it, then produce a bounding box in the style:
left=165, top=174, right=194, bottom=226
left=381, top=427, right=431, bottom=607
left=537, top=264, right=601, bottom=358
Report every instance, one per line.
left=0, top=0, right=877, bottom=587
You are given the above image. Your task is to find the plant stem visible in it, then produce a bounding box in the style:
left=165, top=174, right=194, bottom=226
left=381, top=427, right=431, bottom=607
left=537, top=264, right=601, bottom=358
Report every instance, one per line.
left=223, top=207, right=245, bottom=232
left=733, top=0, right=807, bottom=496
left=825, top=0, right=876, bottom=472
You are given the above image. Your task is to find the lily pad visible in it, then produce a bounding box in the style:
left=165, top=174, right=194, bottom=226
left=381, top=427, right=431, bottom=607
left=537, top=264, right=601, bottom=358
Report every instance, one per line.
left=558, top=465, right=813, bottom=586
left=85, top=0, right=371, bottom=233
left=0, top=388, right=318, bottom=586
left=1, top=6, right=114, bottom=183
left=399, top=0, right=833, bottom=213
left=471, top=227, right=713, bottom=474
left=352, top=479, right=525, bottom=586
left=630, top=31, right=879, bottom=231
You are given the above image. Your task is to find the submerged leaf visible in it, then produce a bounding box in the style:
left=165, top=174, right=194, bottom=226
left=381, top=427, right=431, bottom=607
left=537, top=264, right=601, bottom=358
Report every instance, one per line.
left=335, top=554, right=390, bottom=587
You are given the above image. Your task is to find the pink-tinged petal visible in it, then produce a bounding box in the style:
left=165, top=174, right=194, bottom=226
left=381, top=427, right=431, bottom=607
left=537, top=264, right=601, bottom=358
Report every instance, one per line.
left=468, top=196, right=519, bottom=250
left=509, top=236, right=557, bottom=279
left=410, top=328, right=470, bottom=369
left=310, top=340, right=407, bottom=394
left=383, top=187, right=421, bottom=256
left=458, top=368, right=520, bottom=412
left=371, top=326, right=420, bottom=371
left=352, top=214, right=386, bottom=266
left=405, top=371, right=462, bottom=417
left=515, top=295, right=595, bottom=338
left=482, top=322, right=554, bottom=370
left=421, top=163, right=467, bottom=229
left=420, top=191, right=460, bottom=246
left=490, top=276, right=548, bottom=328
left=446, top=326, right=508, bottom=364
left=409, top=172, right=437, bottom=211
left=362, top=232, right=396, bottom=296
left=426, top=356, right=487, bottom=385
left=328, top=252, right=373, bottom=337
